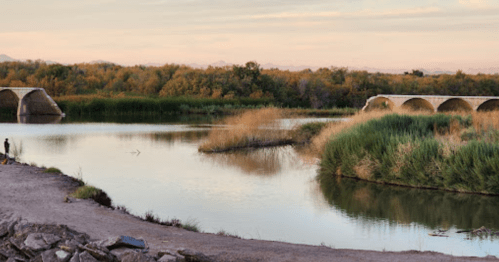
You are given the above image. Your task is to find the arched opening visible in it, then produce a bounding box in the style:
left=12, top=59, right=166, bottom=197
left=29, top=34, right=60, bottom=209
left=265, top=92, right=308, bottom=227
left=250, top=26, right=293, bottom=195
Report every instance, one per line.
left=364, top=97, right=394, bottom=111
left=477, top=99, right=499, bottom=111
left=0, top=89, right=20, bottom=116
left=19, top=90, right=62, bottom=115
left=437, top=98, right=472, bottom=112
left=401, top=98, right=434, bottom=112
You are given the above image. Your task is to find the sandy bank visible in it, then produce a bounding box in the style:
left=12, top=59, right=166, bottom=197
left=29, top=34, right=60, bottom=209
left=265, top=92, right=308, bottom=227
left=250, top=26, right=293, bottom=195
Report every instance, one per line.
left=1, top=162, right=497, bottom=262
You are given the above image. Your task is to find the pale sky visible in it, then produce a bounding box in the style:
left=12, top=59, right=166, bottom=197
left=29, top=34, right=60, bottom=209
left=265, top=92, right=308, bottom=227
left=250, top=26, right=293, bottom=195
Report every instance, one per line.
left=1, top=0, right=498, bottom=71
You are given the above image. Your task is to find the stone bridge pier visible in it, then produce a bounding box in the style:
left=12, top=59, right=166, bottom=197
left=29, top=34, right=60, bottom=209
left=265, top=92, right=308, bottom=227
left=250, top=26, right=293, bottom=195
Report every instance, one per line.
left=0, top=87, right=63, bottom=116
left=363, top=95, right=499, bottom=112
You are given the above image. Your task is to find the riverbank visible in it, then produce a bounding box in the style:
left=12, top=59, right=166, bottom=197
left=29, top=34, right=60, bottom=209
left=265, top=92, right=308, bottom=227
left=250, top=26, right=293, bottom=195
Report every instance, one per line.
left=1, top=161, right=498, bottom=261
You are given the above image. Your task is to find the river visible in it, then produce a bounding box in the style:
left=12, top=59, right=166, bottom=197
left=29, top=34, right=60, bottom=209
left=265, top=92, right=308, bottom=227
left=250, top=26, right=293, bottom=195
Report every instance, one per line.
left=1, top=115, right=498, bottom=257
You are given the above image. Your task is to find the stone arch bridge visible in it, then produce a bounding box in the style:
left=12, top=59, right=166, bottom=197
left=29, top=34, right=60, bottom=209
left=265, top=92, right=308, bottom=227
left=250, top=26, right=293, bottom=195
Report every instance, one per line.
left=363, top=94, right=499, bottom=112
left=0, top=87, right=63, bottom=116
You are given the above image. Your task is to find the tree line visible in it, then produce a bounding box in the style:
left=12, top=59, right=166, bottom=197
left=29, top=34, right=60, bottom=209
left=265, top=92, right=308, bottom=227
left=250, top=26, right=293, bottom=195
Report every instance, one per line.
left=1, top=60, right=498, bottom=108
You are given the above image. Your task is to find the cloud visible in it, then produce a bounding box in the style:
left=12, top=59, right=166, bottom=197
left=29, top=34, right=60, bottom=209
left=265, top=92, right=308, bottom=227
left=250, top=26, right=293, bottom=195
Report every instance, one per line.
left=458, top=0, right=488, bottom=8
left=250, top=7, right=441, bottom=20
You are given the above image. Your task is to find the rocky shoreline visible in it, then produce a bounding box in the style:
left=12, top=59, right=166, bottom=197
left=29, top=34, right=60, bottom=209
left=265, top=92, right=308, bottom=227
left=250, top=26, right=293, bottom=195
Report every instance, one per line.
left=2, top=159, right=499, bottom=262
left=0, top=219, right=211, bottom=262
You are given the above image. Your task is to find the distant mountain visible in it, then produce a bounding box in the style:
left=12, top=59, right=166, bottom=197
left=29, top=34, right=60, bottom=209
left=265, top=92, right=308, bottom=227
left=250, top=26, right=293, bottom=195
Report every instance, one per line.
left=0, top=54, right=59, bottom=65
left=88, top=60, right=115, bottom=65
left=2, top=54, right=498, bottom=74
left=0, top=54, right=16, bottom=62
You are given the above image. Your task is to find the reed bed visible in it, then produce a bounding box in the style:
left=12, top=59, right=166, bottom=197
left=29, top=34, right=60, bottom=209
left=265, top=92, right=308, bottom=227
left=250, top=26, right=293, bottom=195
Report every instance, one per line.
left=198, top=107, right=292, bottom=152
left=310, top=108, right=431, bottom=156
left=55, top=96, right=274, bottom=116
left=318, top=111, right=499, bottom=195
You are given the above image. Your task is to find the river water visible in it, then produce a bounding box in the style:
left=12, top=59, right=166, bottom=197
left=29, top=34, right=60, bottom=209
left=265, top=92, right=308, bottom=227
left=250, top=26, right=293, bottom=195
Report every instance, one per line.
left=1, top=115, right=498, bottom=257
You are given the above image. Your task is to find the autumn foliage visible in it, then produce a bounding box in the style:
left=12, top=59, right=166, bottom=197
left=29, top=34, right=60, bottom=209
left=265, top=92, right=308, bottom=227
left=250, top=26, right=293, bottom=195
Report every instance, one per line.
left=1, top=60, right=499, bottom=109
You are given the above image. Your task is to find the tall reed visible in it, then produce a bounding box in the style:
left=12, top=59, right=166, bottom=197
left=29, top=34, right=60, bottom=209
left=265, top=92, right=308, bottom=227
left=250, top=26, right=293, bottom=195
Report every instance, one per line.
left=199, top=107, right=291, bottom=152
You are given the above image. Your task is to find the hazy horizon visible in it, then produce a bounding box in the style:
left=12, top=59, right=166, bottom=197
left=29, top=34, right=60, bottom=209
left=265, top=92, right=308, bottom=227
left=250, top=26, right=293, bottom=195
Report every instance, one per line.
left=1, top=0, right=498, bottom=72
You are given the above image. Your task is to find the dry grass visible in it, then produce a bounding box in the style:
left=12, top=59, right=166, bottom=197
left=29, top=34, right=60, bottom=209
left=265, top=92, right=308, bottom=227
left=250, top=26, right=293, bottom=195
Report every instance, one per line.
left=471, top=111, right=499, bottom=134
left=353, top=155, right=375, bottom=180
left=199, top=107, right=291, bottom=152
left=391, top=142, right=416, bottom=175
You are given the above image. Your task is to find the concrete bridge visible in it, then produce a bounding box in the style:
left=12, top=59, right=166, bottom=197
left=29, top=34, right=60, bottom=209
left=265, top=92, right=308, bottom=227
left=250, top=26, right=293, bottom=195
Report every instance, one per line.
left=363, top=94, right=499, bottom=112
left=0, top=87, right=63, bottom=116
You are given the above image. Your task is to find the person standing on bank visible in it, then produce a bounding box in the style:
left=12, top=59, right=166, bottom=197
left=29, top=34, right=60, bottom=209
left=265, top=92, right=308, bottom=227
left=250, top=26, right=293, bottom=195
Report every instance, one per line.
left=4, top=138, right=9, bottom=159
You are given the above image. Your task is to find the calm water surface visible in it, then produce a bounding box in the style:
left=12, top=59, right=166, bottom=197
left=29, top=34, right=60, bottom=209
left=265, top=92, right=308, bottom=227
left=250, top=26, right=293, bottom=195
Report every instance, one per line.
left=1, top=116, right=498, bottom=257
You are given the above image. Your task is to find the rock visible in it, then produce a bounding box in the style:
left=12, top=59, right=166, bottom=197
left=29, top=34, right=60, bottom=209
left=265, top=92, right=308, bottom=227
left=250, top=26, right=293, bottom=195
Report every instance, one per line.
left=109, top=247, right=135, bottom=260
left=0, top=245, right=19, bottom=259
left=178, top=249, right=214, bottom=262
left=5, top=256, right=27, bottom=262
left=42, top=234, right=62, bottom=247
left=0, top=224, right=8, bottom=238
left=69, top=251, right=80, bottom=262
left=7, top=220, right=18, bottom=237
left=157, top=254, right=178, bottom=262
left=78, top=251, right=99, bottom=262
left=96, top=236, right=146, bottom=250
left=24, top=233, right=51, bottom=251
left=79, top=243, right=115, bottom=262
left=157, top=250, right=177, bottom=258
left=73, top=235, right=88, bottom=245
left=8, top=237, right=25, bottom=251
left=59, top=239, right=80, bottom=253
left=41, top=249, right=71, bottom=262
left=119, top=251, right=156, bottom=262
left=56, top=250, right=72, bottom=262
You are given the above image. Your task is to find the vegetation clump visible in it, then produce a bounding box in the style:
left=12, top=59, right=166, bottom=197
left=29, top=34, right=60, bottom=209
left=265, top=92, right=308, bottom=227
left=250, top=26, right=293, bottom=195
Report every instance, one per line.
left=142, top=210, right=200, bottom=232
left=199, top=107, right=293, bottom=152
left=71, top=185, right=113, bottom=207
left=43, top=167, right=62, bottom=173
left=318, top=112, right=499, bottom=195
left=292, top=122, right=329, bottom=144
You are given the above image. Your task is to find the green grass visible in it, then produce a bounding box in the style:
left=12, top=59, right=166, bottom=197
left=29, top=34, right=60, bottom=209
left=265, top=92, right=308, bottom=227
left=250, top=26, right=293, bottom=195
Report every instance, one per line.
left=71, top=185, right=101, bottom=199
left=181, top=219, right=200, bottom=232
left=43, top=167, right=62, bottom=173
left=56, top=97, right=274, bottom=116
left=216, top=230, right=241, bottom=239
left=71, top=185, right=113, bottom=207
left=292, top=121, right=329, bottom=143
left=319, top=113, right=499, bottom=195
left=141, top=210, right=200, bottom=232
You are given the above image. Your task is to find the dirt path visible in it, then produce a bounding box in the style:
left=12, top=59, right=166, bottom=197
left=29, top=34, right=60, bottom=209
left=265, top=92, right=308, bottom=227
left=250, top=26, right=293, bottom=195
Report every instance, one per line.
left=1, top=162, right=498, bottom=262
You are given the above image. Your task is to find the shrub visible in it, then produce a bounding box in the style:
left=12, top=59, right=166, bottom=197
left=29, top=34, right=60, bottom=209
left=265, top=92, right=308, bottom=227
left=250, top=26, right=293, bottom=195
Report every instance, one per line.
left=43, top=167, right=62, bottom=173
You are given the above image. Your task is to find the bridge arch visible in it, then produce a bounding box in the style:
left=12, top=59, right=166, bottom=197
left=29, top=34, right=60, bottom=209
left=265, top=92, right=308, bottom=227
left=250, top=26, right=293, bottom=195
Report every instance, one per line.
left=363, top=96, right=394, bottom=111
left=0, top=89, right=20, bottom=114
left=18, top=89, right=63, bottom=115
left=477, top=99, right=499, bottom=111
left=401, top=98, right=435, bottom=112
left=437, top=98, right=472, bottom=112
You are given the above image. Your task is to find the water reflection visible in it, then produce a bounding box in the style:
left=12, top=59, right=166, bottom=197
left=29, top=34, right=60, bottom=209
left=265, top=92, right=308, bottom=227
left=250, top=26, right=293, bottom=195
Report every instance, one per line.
left=320, top=176, right=499, bottom=232
left=202, top=148, right=286, bottom=176
left=60, top=114, right=221, bottom=124
left=116, top=130, right=210, bottom=145
left=18, top=115, right=63, bottom=124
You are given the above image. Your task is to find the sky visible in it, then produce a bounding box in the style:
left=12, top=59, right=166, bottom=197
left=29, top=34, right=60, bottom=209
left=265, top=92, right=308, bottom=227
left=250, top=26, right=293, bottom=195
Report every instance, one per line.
left=1, top=0, right=498, bottom=71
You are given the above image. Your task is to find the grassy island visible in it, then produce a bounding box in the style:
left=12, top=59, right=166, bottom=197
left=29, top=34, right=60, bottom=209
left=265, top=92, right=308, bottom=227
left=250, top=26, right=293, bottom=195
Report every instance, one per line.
left=198, top=107, right=331, bottom=152
left=318, top=111, right=499, bottom=195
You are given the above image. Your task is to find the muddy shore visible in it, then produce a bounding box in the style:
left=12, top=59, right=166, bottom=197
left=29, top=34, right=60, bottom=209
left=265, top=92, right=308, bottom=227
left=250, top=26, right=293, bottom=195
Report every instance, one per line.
left=1, top=161, right=498, bottom=262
